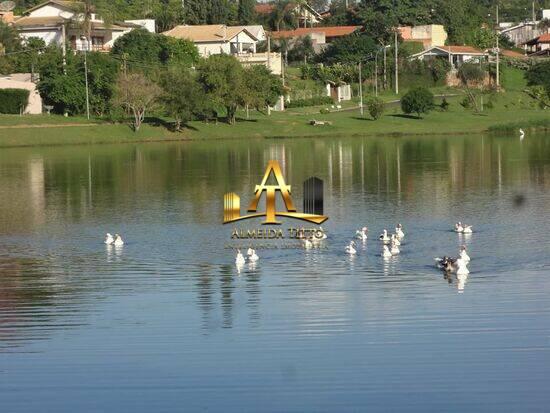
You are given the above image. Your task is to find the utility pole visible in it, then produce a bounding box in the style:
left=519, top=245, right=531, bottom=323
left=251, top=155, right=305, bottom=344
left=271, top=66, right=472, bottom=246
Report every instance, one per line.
left=82, top=37, right=90, bottom=120
left=394, top=30, right=399, bottom=95
left=496, top=4, right=500, bottom=91
left=532, top=1, right=536, bottom=22
left=358, top=61, right=363, bottom=116
left=383, top=45, right=387, bottom=90
left=375, top=52, right=378, bottom=97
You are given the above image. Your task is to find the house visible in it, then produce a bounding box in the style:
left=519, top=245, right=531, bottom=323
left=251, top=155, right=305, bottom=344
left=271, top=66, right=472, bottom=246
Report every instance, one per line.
left=163, top=24, right=259, bottom=56
left=270, top=26, right=360, bottom=51
left=12, top=0, right=155, bottom=51
left=237, top=25, right=267, bottom=42
left=410, top=45, right=489, bottom=68
left=326, top=81, right=351, bottom=102
left=0, top=73, right=43, bottom=114
left=524, top=33, right=550, bottom=56
left=398, top=25, right=448, bottom=49
left=163, top=24, right=282, bottom=75
left=255, top=1, right=323, bottom=28
left=499, top=9, right=550, bottom=47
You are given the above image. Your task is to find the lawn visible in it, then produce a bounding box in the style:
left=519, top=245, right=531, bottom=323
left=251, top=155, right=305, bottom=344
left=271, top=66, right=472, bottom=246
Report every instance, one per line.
left=0, top=88, right=547, bottom=147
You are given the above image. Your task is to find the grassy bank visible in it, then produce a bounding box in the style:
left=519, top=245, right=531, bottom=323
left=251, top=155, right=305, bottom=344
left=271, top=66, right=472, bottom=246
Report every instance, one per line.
left=0, top=89, right=547, bottom=147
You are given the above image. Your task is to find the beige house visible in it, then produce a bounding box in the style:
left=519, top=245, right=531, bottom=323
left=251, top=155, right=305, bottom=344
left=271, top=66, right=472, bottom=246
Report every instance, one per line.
left=399, top=25, right=448, bottom=48
left=0, top=74, right=43, bottom=114
left=163, top=24, right=282, bottom=75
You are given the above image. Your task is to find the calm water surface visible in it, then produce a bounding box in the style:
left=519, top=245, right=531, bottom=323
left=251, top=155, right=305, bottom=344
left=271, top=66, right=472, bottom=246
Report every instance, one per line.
left=0, top=135, right=549, bottom=412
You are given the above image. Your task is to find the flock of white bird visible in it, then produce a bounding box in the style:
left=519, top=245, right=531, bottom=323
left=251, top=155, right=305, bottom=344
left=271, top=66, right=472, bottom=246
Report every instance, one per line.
left=233, top=221, right=474, bottom=277
left=104, top=233, right=124, bottom=246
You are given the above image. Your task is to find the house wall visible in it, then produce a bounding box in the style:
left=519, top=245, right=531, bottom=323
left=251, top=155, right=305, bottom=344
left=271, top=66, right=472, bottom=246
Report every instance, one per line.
left=20, top=29, right=62, bottom=46
left=0, top=77, right=43, bottom=114
left=411, top=25, right=447, bottom=47
left=195, top=41, right=229, bottom=57
left=28, top=4, right=73, bottom=17
left=501, top=23, right=541, bottom=46
left=237, top=52, right=282, bottom=75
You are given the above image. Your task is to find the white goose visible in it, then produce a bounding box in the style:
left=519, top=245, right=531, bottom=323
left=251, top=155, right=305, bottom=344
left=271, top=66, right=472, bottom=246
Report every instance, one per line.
left=395, top=224, right=405, bottom=239
left=454, top=222, right=464, bottom=233
left=519, top=128, right=525, bottom=141
left=391, top=234, right=401, bottom=246
left=456, top=258, right=469, bottom=275
left=462, top=225, right=473, bottom=234
left=104, top=233, right=114, bottom=245
left=356, top=226, right=368, bottom=241
left=390, top=241, right=400, bottom=255
left=248, top=249, right=259, bottom=262
left=382, top=245, right=392, bottom=258
left=459, top=245, right=470, bottom=263
left=379, top=229, right=391, bottom=244
left=113, top=234, right=124, bottom=246
left=303, top=238, right=313, bottom=249
left=247, top=247, right=254, bottom=256
left=235, top=250, right=246, bottom=265
left=345, top=241, right=357, bottom=255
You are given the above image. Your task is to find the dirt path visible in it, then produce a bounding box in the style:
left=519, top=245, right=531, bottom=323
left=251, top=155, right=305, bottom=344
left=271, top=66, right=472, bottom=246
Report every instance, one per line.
left=0, top=123, right=100, bottom=129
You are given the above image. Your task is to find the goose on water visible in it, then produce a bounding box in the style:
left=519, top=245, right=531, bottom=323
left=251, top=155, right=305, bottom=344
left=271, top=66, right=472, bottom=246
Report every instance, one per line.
left=248, top=248, right=259, bottom=262
left=104, top=233, right=114, bottom=245
left=382, top=245, right=392, bottom=258
left=113, top=234, right=124, bottom=246
left=235, top=250, right=246, bottom=265
left=455, top=258, right=469, bottom=275
left=356, top=227, right=368, bottom=241
left=459, top=245, right=470, bottom=263
left=395, top=224, right=405, bottom=239
left=519, top=128, right=525, bottom=141
left=462, top=225, right=473, bottom=234
left=345, top=241, right=357, bottom=255
left=390, top=234, right=401, bottom=246
left=390, top=241, right=400, bottom=255
left=379, top=230, right=391, bottom=244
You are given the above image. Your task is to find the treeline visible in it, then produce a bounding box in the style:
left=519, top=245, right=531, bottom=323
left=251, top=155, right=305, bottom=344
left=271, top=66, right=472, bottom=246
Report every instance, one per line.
left=0, top=27, right=283, bottom=128
left=12, top=0, right=550, bottom=38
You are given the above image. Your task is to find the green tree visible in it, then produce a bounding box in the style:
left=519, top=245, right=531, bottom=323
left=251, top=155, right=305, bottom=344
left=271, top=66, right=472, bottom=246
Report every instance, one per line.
left=114, top=72, right=161, bottom=131
left=241, top=65, right=284, bottom=117
left=238, top=0, right=256, bottom=24
left=159, top=68, right=206, bottom=130
left=0, top=21, right=21, bottom=74
left=151, top=0, right=185, bottom=32
left=468, top=27, right=496, bottom=50
left=318, top=33, right=377, bottom=64
left=401, top=86, right=434, bottom=118
left=288, top=35, right=315, bottom=64
left=366, top=96, right=385, bottom=120
left=526, top=60, right=550, bottom=95
left=197, top=54, right=245, bottom=124
left=111, top=28, right=199, bottom=67
left=184, top=0, right=209, bottom=24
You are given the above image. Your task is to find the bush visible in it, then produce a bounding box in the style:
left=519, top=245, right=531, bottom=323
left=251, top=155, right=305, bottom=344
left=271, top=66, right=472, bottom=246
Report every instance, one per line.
left=366, top=96, right=385, bottom=120
left=440, top=97, right=450, bottom=111
left=0, top=89, right=30, bottom=114
left=286, top=96, right=333, bottom=108
left=401, top=87, right=434, bottom=118
left=525, top=60, right=550, bottom=94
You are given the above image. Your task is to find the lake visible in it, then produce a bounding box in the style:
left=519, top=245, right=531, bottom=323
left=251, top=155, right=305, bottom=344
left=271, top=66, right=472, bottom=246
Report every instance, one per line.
left=0, top=134, right=549, bottom=412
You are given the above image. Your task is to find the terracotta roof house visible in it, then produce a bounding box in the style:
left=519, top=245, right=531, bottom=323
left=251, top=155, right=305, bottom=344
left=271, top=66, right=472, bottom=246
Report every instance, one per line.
left=410, top=45, right=489, bottom=67
left=255, top=1, right=323, bottom=28
left=270, top=26, right=360, bottom=52
left=523, top=33, right=550, bottom=56
left=13, top=0, right=155, bottom=51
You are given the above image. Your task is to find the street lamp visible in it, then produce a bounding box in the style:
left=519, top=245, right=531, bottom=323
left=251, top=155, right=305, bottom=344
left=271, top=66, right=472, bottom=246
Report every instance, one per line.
left=375, top=44, right=391, bottom=97
left=80, top=35, right=90, bottom=120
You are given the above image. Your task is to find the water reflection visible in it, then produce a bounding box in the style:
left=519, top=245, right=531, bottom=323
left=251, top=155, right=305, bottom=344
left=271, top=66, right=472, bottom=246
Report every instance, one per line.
left=0, top=134, right=550, bottom=411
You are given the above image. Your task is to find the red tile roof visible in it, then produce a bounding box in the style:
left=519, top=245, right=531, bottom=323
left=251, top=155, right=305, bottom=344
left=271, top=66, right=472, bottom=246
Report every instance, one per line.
left=500, top=49, right=526, bottom=58
left=271, top=26, right=360, bottom=39
left=255, top=3, right=274, bottom=14
left=537, top=33, right=550, bottom=43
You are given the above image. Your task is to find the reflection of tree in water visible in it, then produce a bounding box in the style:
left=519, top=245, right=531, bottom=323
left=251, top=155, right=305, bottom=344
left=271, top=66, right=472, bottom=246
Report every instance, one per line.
left=0, top=257, right=74, bottom=350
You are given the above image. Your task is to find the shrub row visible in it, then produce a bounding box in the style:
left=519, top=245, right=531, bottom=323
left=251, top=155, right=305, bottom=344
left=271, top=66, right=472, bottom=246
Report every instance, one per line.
left=0, top=88, right=30, bottom=114
left=286, top=96, right=334, bottom=108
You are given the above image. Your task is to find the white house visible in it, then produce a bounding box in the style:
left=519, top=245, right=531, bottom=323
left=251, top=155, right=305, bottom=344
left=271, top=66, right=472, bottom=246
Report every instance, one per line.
left=163, top=24, right=259, bottom=56
left=410, top=45, right=489, bottom=68
left=13, top=0, right=155, bottom=51
left=163, top=24, right=282, bottom=75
